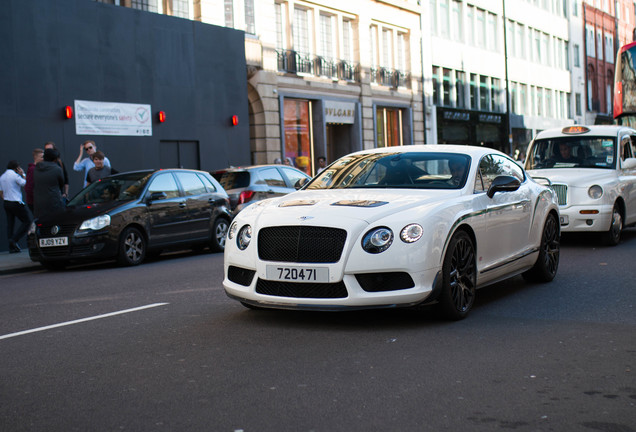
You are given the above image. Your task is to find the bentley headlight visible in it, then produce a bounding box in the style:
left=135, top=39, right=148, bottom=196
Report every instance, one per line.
left=588, top=185, right=603, bottom=199
left=228, top=221, right=238, bottom=239
left=237, top=225, right=252, bottom=250
left=362, top=227, right=393, bottom=254
left=400, top=224, right=423, bottom=243
left=78, top=215, right=111, bottom=231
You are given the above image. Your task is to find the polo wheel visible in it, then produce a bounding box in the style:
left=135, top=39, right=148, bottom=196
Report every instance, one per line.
left=211, top=218, right=229, bottom=252
left=117, top=227, right=146, bottom=266
left=437, top=230, right=476, bottom=320
left=523, top=213, right=560, bottom=282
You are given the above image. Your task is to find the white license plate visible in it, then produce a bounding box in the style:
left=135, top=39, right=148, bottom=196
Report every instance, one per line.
left=39, top=237, right=68, bottom=247
left=266, top=265, right=329, bottom=283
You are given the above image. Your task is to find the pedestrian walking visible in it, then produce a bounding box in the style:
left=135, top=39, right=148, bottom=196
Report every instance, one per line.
left=44, top=141, right=70, bottom=201
left=25, top=148, right=44, bottom=214
left=74, top=140, right=111, bottom=187
left=33, top=148, right=65, bottom=219
left=0, top=160, right=31, bottom=253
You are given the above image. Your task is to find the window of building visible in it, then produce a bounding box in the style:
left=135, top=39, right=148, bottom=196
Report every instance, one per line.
left=511, top=81, right=518, bottom=113
left=397, top=33, right=406, bottom=71
left=605, top=34, right=614, bottom=63
left=225, top=0, right=234, bottom=27
left=370, top=25, right=378, bottom=67
left=491, top=78, right=501, bottom=112
left=537, top=87, right=543, bottom=116
left=597, top=30, right=603, bottom=60
left=507, top=20, right=516, bottom=57
left=520, top=83, right=527, bottom=115
left=319, top=14, right=334, bottom=59
left=466, top=5, right=474, bottom=45
left=131, top=0, right=157, bottom=12
left=443, top=68, right=452, bottom=106
left=439, top=0, right=450, bottom=38
left=517, top=23, right=524, bottom=58
left=376, top=107, right=404, bottom=147
left=530, top=86, right=536, bottom=115
left=274, top=3, right=285, bottom=49
left=576, top=92, right=582, bottom=116
left=429, top=0, right=438, bottom=35
left=573, top=43, right=580, bottom=67
left=456, top=71, right=466, bottom=108
left=382, top=28, right=392, bottom=67
left=470, top=73, right=478, bottom=109
left=283, top=99, right=314, bottom=176
left=432, top=66, right=440, bottom=105
left=487, top=12, right=497, bottom=51
left=167, top=0, right=189, bottom=18
left=451, top=0, right=462, bottom=41
left=476, top=8, right=486, bottom=48
left=293, top=7, right=310, bottom=55
left=342, top=19, right=353, bottom=61
left=244, top=0, right=255, bottom=34
left=546, top=88, right=552, bottom=117
left=479, top=75, right=489, bottom=111
left=586, top=25, right=595, bottom=57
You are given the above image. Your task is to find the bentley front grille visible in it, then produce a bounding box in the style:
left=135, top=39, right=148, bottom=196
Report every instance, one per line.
left=258, top=226, right=347, bottom=263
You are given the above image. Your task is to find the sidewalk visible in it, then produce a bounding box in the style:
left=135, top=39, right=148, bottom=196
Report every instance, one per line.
left=0, top=251, right=42, bottom=275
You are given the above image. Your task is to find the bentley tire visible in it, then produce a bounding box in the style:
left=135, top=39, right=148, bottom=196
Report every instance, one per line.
left=438, top=230, right=476, bottom=320
left=523, top=213, right=560, bottom=282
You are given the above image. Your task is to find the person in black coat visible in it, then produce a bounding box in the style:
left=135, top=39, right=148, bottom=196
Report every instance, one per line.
left=33, top=148, right=65, bottom=219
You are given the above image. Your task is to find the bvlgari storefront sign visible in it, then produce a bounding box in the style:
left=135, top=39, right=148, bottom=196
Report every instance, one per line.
left=324, top=100, right=355, bottom=124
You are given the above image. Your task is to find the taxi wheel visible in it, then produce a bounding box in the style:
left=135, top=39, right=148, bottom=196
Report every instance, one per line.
left=523, top=213, right=560, bottom=282
left=117, top=227, right=146, bottom=266
left=438, top=230, right=476, bottom=320
left=211, top=218, right=229, bottom=252
left=603, top=204, right=622, bottom=246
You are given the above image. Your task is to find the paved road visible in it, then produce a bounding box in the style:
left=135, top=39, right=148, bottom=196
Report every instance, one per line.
left=1, top=232, right=635, bottom=432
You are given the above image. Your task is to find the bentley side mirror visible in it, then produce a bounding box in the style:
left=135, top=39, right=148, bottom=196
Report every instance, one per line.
left=487, top=175, right=521, bottom=198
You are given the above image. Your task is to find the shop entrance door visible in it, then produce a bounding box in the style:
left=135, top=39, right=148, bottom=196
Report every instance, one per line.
left=326, top=124, right=353, bottom=164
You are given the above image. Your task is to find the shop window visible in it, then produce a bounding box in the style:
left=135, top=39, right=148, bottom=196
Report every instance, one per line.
left=283, top=99, right=313, bottom=176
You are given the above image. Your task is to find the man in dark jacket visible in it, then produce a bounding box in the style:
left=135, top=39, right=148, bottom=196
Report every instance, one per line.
left=33, top=149, right=65, bottom=219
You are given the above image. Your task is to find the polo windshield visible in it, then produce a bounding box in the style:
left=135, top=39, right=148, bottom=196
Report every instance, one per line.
left=68, top=172, right=153, bottom=206
left=304, top=152, right=471, bottom=190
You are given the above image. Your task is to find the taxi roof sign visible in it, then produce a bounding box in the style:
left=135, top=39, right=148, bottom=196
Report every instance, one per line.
left=562, top=126, right=590, bottom=135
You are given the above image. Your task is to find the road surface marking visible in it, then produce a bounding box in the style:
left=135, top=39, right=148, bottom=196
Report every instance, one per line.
left=0, top=303, right=169, bottom=340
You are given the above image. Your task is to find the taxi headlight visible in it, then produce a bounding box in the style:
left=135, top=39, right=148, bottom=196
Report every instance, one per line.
left=400, top=224, right=423, bottom=243
left=78, top=215, right=111, bottom=231
left=237, top=225, right=252, bottom=250
left=588, top=185, right=603, bottom=199
left=362, top=227, right=393, bottom=254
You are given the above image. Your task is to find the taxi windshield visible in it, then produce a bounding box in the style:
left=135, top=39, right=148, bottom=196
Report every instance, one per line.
left=304, top=152, right=471, bottom=190
left=525, top=137, right=616, bottom=170
left=67, top=172, right=153, bottom=206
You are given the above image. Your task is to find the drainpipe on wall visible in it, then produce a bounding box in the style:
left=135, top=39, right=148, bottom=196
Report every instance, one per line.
left=419, top=0, right=428, bottom=144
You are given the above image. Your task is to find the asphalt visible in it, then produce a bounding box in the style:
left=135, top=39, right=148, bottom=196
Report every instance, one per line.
left=0, top=250, right=43, bottom=275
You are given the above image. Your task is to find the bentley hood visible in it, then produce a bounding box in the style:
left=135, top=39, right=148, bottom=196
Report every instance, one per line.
left=235, top=188, right=462, bottom=227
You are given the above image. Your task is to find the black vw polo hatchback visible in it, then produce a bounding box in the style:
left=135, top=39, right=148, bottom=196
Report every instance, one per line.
left=28, top=169, right=231, bottom=269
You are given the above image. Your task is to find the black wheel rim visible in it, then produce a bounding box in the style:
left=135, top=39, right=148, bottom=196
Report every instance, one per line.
left=124, top=231, right=143, bottom=263
left=449, top=237, right=475, bottom=313
left=542, top=216, right=560, bottom=276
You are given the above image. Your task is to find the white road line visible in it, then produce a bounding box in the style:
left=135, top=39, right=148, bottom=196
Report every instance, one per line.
left=0, top=303, right=169, bottom=341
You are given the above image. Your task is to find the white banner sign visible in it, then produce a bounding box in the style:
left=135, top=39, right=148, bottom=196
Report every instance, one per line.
left=75, top=100, right=152, bottom=136
left=324, top=100, right=355, bottom=124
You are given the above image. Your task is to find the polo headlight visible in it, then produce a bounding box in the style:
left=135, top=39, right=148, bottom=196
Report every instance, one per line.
left=78, top=215, right=111, bottom=231
left=237, top=225, right=252, bottom=250
left=588, top=185, right=603, bottom=199
left=400, top=224, right=423, bottom=243
left=362, top=227, right=393, bottom=254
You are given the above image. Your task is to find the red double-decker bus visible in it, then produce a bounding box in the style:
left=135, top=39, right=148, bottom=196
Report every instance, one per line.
left=614, top=41, right=636, bottom=127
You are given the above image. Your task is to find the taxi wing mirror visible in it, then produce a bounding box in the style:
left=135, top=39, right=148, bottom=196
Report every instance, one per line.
left=487, top=175, right=521, bottom=198
left=622, top=158, right=636, bottom=170
left=295, top=177, right=309, bottom=190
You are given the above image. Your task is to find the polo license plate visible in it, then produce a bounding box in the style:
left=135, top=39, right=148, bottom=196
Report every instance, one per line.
left=266, top=265, right=329, bottom=283
left=39, top=237, right=68, bottom=247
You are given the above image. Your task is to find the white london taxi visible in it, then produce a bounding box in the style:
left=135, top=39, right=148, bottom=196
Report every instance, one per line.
left=223, top=145, right=560, bottom=320
left=525, top=125, right=636, bottom=245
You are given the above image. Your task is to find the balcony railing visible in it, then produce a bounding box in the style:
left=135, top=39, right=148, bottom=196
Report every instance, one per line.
left=276, top=50, right=361, bottom=83
left=370, top=67, right=411, bottom=89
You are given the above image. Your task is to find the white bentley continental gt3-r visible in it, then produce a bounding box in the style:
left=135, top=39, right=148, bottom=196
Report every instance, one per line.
left=223, top=145, right=560, bottom=320
left=525, top=125, right=636, bottom=245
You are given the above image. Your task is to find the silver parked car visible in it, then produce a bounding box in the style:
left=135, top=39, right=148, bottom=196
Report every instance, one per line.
left=211, top=165, right=311, bottom=215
